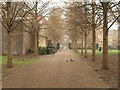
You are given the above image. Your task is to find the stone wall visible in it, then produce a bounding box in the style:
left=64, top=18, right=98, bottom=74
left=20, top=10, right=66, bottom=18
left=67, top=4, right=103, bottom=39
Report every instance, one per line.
left=2, top=23, right=23, bottom=55
left=39, top=36, right=46, bottom=47
left=2, top=22, right=34, bottom=55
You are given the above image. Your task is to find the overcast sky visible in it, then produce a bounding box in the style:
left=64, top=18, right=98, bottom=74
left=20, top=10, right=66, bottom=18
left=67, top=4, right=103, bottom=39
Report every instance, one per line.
left=48, top=0, right=118, bottom=30
left=41, top=0, right=118, bottom=30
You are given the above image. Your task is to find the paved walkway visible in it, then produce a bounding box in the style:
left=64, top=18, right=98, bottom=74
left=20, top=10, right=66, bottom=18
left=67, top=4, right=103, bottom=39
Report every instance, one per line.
left=3, top=50, right=107, bottom=88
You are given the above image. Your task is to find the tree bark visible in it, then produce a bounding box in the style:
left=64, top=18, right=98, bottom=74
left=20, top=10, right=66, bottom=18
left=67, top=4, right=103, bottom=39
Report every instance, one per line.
left=34, top=33, right=38, bottom=56
left=37, top=31, right=39, bottom=50
left=84, top=36, right=87, bottom=58
left=92, top=30, right=96, bottom=61
left=92, top=2, right=96, bottom=61
left=72, top=40, right=77, bottom=51
left=74, top=41, right=78, bottom=51
left=81, top=38, right=84, bottom=55
left=102, top=2, right=109, bottom=69
left=34, top=1, right=38, bottom=56
left=6, top=32, right=13, bottom=68
left=6, top=2, right=13, bottom=68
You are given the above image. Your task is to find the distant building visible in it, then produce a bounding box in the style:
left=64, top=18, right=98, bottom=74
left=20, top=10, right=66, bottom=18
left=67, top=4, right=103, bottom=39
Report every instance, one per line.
left=96, top=27, right=118, bottom=49
left=108, top=29, right=118, bottom=49
left=96, top=28, right=103, bottom=49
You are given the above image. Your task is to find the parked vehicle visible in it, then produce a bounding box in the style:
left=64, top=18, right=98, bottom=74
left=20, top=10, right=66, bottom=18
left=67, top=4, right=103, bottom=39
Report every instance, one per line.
left=47, top=45, right=56, bottom=54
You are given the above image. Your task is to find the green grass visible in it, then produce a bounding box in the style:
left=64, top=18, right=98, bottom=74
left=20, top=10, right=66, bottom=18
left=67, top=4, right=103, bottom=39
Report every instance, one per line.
left=13, top=58, right=38, bottom=66
left=1, top=55, right=38, bottom=78
left=0, top=56, right=7, bottom=64
left=78, top=49, right=120, bottom=55
left=0, top=56, right=38, bottom=65
left=108, top=50, right=120, bottom=55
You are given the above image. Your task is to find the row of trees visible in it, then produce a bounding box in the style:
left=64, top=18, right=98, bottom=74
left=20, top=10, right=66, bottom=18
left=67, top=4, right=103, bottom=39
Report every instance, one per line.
left=46, top=8, right=64, bottom=46
left=65, top=1, right=119, bottom=69
left=1, top=1, right=119, bottom=69
left=1, top=1, right=53, bottom=68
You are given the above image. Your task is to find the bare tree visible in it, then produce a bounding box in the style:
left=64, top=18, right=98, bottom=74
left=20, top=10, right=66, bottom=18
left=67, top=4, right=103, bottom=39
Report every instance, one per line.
left=46, top=8, right=64, bottom=46
left=100, top=1, right=120, bottom=69
left=65, top=1, right=119, bottom=69
left=88, top=2, right=103, bottom=61
left=22, top=1, right=52, bottom=56
left=91, top=2, right=96, bottom=61
left=65, top=2, right=92, bottom=57
left=1, top=2, right=32, bottom=68
left=80, top=1, right=119, bottom=62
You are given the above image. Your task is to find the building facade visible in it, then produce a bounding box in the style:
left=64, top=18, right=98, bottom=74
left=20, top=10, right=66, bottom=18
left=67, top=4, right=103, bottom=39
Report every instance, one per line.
left=2, top=21, right=34, bottom=55
left=96, top=28, right=118, bottom=50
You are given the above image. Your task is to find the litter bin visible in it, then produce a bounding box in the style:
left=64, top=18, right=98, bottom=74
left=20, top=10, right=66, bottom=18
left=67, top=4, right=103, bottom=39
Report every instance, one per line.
left=99, top=47, right=102, bottom=51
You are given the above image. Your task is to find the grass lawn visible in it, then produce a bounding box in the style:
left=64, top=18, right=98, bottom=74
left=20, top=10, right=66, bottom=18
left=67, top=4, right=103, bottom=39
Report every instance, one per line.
left=0, top=55, right=38, bottom=78
left=78, top=49, right=120, bottom=55
left=0, top=56, right=38, bottom=65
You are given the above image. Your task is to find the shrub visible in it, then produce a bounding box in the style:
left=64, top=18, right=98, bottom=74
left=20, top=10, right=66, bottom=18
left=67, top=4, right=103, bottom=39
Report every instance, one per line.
left=39, top=47, right=47, bottom=55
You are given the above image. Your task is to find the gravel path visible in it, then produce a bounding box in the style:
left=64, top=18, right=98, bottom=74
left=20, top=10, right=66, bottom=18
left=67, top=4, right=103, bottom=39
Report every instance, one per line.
left=3, top=50, right=107, bottom=88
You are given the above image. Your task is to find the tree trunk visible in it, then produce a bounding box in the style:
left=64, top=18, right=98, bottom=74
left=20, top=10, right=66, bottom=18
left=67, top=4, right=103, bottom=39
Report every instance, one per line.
left=102, top=32, right=109, bottom=69
left=34, top=1, right=38, bottom=56
left=92, top=30, right=96, bottom=61
left=6, top=32, right=13, bottom=68
left=81, top=38, right=83, bottom=55
left=74, top=41, right=78, bottom=51
left=84, top=36, right=87, bottom=58
left=92, top=2, right=96, bottom=61
left=72, top=40, right=77, bottom=51
left=102, top=2, right=109, bottom=69
left=37, top=31, right=39, bottom=50
left=34, top=33, right=38, bottom=56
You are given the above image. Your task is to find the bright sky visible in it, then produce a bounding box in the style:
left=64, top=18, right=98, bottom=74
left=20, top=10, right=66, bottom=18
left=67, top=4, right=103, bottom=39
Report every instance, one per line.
left=108, top=22, right=118, bottom=30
